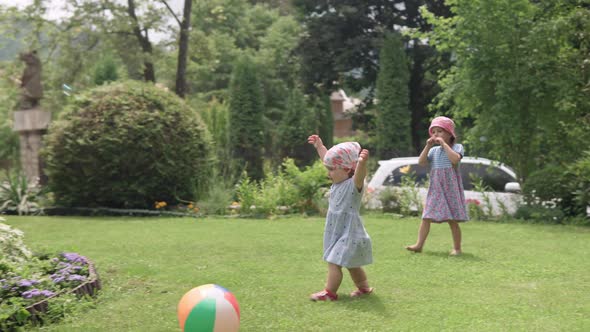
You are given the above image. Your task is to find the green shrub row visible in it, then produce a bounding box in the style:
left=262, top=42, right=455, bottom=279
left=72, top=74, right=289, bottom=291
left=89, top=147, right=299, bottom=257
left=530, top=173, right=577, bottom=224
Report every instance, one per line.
left=234, top=159, right=330, bottom=217
left=521, top=150, right=590, bottom=220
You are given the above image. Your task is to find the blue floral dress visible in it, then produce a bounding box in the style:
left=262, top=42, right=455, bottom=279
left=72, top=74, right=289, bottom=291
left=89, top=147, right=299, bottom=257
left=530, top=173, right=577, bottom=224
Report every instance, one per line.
left=422, top=144, right=469, bottom=223
left=323, top=178, right=373, bottom=268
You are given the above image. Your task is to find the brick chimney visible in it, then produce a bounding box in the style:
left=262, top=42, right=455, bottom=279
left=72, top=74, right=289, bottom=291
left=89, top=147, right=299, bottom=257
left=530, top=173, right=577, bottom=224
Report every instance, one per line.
left=330, top=90, right=353, bottom=138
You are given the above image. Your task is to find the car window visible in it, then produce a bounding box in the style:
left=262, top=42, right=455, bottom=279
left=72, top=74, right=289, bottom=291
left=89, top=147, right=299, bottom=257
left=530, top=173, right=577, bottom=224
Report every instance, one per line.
left=460, top=163, right=516, bottom=192
left=383, top=164, right=429, bottom=186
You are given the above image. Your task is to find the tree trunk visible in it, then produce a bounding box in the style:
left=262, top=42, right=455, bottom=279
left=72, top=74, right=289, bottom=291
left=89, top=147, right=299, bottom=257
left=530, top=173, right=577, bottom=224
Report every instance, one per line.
left=127, top=0, right=156, bottom=82
left=175, top=0, right=192, bottom=97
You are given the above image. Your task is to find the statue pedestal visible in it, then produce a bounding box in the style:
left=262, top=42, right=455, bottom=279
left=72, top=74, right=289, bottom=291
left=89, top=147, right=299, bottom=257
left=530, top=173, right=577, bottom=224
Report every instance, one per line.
left=13, top=108, right=52, bottom=184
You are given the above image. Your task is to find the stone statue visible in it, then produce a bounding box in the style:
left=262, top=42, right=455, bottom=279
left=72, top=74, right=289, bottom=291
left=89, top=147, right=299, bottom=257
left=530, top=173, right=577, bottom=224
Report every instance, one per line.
left=19, top=50, right=43, bottom=109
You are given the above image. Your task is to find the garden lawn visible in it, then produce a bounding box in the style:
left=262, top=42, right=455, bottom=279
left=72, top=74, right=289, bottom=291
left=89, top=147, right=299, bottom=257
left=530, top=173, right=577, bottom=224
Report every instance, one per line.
left=5, top=215, right=590, bottom=332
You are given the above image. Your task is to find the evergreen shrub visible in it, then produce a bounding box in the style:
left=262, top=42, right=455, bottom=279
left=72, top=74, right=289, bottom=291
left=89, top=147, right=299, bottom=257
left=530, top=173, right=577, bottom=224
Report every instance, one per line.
left=228, top=56, right=264, bottom=181
left=93, top=55, right=119, bottom=85
left=276, top=89, right=316, bottom=167
left=565, top=151, right=590, bottom=217
left=42, top=81, right=214, bottom=209
left=522, top=165, right=575, bottom=219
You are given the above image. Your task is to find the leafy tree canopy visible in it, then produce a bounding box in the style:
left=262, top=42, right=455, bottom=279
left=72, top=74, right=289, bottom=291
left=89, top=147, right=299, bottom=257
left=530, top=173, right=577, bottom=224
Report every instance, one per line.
left=422, top=0, right=590, bottom=179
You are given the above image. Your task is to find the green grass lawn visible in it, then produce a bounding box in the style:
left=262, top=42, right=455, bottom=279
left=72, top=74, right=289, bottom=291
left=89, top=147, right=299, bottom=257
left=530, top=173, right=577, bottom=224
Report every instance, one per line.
left=6, top=215, right=590, bottom=332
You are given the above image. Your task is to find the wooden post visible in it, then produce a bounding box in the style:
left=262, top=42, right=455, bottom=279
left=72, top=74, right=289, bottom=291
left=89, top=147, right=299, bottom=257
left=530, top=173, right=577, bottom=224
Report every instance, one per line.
left=13, top=108, right=51, bottom=184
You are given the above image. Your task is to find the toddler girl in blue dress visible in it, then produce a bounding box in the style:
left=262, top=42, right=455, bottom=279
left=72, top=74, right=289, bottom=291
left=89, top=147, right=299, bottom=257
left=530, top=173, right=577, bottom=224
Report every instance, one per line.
left=307, top=135, right=373, bottom=301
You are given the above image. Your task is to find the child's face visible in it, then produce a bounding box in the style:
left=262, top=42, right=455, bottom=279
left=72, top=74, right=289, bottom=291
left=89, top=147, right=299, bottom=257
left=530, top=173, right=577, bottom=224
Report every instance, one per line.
left=430, top=126, right=452, bottom=144
left=325, top=166, right=350, bottom=184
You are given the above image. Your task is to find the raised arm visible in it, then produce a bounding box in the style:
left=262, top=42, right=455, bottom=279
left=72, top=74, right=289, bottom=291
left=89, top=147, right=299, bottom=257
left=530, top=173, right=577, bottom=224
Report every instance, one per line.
left=418, top=137, right=435, bottom=167
left=307, top=134, right=328, bottom=160
left=354, top=149, right=369, bottom=191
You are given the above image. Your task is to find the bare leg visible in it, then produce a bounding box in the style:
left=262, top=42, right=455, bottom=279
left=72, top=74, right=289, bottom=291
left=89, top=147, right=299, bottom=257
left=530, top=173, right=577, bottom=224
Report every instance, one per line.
left=326, top=263, right=343, bottom=293
left=348, top=267, right=373, bottom=297
left=406, top=219, right=431, bottom=252
left=310, top=263, right=343, bottom=301
left=348, top=267, right=369, bottom=289
left=448, top=221, right=462, bottom=255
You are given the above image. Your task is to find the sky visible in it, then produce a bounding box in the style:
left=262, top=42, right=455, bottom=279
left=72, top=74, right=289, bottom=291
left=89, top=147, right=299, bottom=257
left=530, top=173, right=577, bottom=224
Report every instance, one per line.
left=0, top=0, right=184, bottom=41
left=0, top=0, right=185, bottom=20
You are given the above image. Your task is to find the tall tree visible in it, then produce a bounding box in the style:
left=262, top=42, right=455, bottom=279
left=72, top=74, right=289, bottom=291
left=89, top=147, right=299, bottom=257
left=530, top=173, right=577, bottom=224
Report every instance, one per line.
left=161, top=0, right=193, bottom=97
left=293, top=0, right=451, bottom=151
left=247, top=0, right=294, bottom=15
left=228, top=55, right=265, bottom=180
left=127, top=0, right=156, bottom=82
left=187, top=0, right=285, bottom=99
left=375, top=32, right=411, bottom=158
left=405, top=0, right=451, bottom=153
left=422, top=0, right=590, bottom=179
left=294, top=1, right=403, bottom=95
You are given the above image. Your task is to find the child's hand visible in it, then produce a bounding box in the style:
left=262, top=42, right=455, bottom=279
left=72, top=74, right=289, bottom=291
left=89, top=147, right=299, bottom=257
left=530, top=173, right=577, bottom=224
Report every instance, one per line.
left=307, top=135, right=323, bottom=149
left=432, top=137, right=445, bottom=146
left=358, top=149, right=369, bottom=163
left=426, top=137, right=436, bottom=147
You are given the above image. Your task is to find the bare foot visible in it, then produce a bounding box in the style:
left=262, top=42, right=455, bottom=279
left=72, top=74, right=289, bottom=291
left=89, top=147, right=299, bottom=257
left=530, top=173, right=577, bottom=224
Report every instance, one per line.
left=405, top=245, right=422, bottom=253
left=449, top=249, right=462, bottom=256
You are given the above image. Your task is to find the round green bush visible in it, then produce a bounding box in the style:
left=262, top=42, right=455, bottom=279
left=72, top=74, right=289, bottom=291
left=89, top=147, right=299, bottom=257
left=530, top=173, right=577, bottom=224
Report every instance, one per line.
left=43, top=81, right=215, bottom=209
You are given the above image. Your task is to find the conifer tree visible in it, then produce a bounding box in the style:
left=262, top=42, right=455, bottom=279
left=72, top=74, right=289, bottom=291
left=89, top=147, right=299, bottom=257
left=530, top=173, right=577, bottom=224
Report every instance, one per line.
left=277, top=88, right=316, bottom=166
left=228, top=55, right=265, bottom=180
left=317, top=98, right=333, bottom=149
left=375, top=33, right=411, bottom=159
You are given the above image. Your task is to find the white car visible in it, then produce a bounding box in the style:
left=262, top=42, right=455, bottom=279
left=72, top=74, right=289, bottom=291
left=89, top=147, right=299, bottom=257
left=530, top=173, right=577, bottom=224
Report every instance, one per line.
left=365, top=156, right=523, bottom=216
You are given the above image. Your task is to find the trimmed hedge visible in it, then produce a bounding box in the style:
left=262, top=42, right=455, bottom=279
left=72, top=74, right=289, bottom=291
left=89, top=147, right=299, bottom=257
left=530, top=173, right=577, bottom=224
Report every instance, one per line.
left=42, top=81, right=215, bottom=209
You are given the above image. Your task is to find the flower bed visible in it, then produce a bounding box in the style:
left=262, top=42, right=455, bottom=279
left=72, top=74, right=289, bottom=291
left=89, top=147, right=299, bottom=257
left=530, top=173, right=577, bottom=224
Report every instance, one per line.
left=1, top=218, right=101, bottom=329
left=23, top=255, right=101, bottom=324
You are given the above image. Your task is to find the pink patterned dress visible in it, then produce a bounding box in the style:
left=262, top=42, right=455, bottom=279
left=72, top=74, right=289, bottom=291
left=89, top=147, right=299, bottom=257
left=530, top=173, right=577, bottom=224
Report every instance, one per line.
left=422, top=144, right=469, bottom=223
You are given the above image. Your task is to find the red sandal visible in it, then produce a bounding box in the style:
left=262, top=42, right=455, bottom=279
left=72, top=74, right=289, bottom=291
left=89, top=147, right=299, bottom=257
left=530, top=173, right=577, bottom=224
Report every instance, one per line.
left=310, top=289, right=338, bottom=301
left=350, top=287, right=374, bottom=298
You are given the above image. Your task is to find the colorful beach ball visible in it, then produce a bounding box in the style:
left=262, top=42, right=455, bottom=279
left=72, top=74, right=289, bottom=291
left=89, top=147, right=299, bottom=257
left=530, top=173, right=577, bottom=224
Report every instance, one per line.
left=177, top=284, right=240, bottom=332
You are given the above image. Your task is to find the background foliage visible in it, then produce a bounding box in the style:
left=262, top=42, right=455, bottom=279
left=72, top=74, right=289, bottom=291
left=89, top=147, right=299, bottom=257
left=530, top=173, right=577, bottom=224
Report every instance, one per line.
left=0, top=0, right=588, bottom=220
left=421, top=0, right=590, bottom=180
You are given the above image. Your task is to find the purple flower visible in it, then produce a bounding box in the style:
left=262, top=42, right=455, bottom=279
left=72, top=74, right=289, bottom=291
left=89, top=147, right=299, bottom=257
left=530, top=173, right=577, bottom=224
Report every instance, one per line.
left=22, top=289, right=55, bottom=299
left=22, top=289, right=41, bottom=298
left=67, top=274, right=86, bottom=282
left=62, top=253, right=88, bottom=264
left=50, top=273, right=66, bottom=283
left=57, top=262, right=71, bottom=268
left=18, top=279, right=39, bottom=287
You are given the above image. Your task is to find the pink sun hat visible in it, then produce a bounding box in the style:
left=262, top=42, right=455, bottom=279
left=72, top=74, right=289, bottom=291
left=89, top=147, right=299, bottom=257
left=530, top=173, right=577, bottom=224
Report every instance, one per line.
left=429, top=116, right=456, bottom=138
